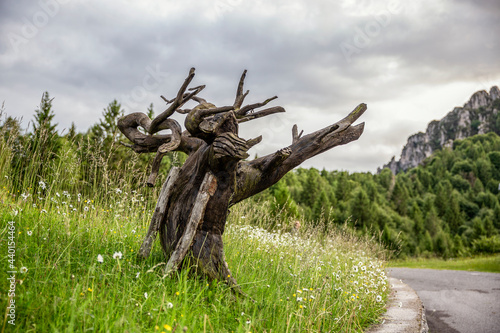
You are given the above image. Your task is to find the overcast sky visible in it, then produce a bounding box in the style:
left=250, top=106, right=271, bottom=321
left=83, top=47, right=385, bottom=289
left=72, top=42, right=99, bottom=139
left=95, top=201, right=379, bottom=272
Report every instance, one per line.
left=1, top=0, right=499, bottom=173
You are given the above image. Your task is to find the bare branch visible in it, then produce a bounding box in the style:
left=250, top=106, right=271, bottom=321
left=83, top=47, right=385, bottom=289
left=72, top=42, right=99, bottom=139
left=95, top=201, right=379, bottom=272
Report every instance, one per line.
left=292, top=124, right=304, bottom=144
left=150, top=68, right=197, bottom=134
left=234, top=70, right=249, bottom=109
left=238, top=106, right=285, bottom=123
left=236, top=96, right=278, bottom=117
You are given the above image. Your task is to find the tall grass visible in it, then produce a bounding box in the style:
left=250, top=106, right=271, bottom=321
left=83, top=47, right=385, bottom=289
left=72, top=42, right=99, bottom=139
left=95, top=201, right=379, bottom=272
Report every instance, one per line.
left=0, top=111, right=390, bottom=332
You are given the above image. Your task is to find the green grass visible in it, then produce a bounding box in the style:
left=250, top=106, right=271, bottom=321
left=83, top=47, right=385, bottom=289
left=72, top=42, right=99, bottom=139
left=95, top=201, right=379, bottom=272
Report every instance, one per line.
left=0, top=176, right=390, bottom=333
left=389, top=255, right=500, bottom=273
left=0, top=111, right=390, bottom=332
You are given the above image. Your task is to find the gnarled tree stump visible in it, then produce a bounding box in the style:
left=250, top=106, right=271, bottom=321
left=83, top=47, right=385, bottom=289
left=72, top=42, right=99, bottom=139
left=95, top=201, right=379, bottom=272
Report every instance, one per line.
left=118, top=68, right=366, bottom=292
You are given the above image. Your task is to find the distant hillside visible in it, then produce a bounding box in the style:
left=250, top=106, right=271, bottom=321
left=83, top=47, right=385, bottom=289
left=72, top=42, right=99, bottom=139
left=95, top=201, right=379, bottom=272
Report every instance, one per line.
left=380, top=86, right=500, bottom=174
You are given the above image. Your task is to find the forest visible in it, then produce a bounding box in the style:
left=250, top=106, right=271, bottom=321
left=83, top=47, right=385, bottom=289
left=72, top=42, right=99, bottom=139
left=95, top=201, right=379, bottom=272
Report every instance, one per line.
left=3, top=92, right=500, bottom=258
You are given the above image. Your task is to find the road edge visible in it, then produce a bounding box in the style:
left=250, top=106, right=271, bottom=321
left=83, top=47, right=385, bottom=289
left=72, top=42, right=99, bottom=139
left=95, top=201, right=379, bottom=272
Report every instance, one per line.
left=366, top=277, right=429, bottom=333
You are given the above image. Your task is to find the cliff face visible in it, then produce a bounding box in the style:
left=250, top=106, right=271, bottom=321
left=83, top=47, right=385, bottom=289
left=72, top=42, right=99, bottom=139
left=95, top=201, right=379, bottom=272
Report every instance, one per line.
left=380, top=86, right=500, bottom=174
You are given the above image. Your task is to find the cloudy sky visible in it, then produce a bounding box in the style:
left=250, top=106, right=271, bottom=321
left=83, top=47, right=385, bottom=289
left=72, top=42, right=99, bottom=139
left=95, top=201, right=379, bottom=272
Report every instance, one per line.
left=1, top=0, right=499, bottom=173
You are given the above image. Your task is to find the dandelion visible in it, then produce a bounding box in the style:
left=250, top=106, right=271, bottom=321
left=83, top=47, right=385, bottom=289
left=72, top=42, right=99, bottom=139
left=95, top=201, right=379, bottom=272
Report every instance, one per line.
left=20, top=267, right=28, bottom=274
left=113, top=251, right=123, bottom=259
left=97, top=254, right=104, bottom=263
left=163, top=324, right=172, bottom=331
left=166, top=302, right=173, bottom=309
left=376, top=295, right=382, bottom=302
left=27, top=230, right=32, bottom=236
left=39, top=181, right=46, bottom=189
left=88, top=288, right=93, bottom=292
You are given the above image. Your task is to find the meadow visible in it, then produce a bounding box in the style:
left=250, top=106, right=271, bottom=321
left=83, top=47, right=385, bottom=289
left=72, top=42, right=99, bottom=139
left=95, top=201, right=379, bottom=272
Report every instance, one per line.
left=0, top=108, right=390, bottom=332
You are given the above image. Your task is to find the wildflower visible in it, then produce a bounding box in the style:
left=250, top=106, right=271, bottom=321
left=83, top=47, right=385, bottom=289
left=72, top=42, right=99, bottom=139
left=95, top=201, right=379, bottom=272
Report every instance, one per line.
left=176, top=291, right=180, bottom=296
left=115, top=188, right=122, bottom=194
left=246, top=320, right=251, bottom=324
left=144, top=292, right=148, bottom=299
left=41, top=209, right=47, bottom=214
left=21, top=193, right=29, bottom=200
left=113, top=251, right=123, bottom=260
left=163, top=324, right=172, bottom=331
left=84, top=206, right=89, bottom=212
left=376, top=295, right=382, bottom=302
left=88, top=288, right=93, bottom=292
left=27, top=230, right=32, bottom=236
left=353, top=266, right=359, bottom=273
left=136, top=272, right=140, bottom=278
left=39, top=181, right=46, bottom=189
left=166, top=302, right=173, bottom=308
left=296, top=297, right=303, bottom=302
left=97, top=254, right=104, bottom=263
left=56, top=192, right=60, bottom=197
left=20, top=267, right=28, bottom=273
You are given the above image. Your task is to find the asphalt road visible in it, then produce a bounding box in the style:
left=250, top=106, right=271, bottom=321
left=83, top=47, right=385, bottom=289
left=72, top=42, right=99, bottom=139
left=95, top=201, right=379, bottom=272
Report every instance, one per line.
left=389, top=268, right=500, bottom=333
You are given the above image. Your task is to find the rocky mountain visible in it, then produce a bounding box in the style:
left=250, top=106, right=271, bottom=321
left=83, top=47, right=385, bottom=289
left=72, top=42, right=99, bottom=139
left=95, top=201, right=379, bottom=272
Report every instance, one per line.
left=380, top=86, right=500, bottom=174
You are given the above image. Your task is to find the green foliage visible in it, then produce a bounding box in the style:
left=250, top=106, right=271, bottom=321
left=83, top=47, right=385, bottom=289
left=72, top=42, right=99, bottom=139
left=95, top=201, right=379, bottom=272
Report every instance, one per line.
left=258, top=133, right=500, bottom=258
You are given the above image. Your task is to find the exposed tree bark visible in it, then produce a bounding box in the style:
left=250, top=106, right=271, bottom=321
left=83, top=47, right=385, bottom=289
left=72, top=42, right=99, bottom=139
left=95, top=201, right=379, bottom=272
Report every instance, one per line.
left=117, top=68, right=366, bottom=292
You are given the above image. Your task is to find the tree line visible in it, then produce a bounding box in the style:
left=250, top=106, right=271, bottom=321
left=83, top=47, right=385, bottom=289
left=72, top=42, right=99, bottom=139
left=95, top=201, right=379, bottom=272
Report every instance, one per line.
left=2, top=92, right=499, bottom=258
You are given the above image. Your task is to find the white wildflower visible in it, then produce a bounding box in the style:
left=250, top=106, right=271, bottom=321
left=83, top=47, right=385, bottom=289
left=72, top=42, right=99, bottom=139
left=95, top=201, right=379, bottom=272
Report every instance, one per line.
left=136, top=272, right=140, bottom=278
left=166, top=302, right=173, bottom=309
left=113, top=251, right=122, bottom=259
left=27, top=231, right=32, bottom=236
left=39, top=181, right=46, bottom=189
left=20, top=267, right=28, bottom=273
left=97, top=254, right=104, bottom=263
left=376, top=295, right=382, bottom=302
left=144, top=292, right=148, bottom=299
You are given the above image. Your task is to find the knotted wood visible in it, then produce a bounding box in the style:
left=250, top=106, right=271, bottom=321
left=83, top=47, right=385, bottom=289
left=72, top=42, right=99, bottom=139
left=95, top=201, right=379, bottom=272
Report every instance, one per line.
left=117, top=68, right=366, bottom=293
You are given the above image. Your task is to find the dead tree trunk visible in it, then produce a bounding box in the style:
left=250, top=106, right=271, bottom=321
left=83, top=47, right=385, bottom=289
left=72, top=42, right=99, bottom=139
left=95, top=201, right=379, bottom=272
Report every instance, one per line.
left=118, top=68, right=366, bottom=291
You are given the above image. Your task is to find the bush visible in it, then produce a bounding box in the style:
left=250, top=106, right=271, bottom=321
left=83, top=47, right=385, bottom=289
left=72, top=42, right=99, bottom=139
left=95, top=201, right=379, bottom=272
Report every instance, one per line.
left=472, top=236, right=500, bottom=253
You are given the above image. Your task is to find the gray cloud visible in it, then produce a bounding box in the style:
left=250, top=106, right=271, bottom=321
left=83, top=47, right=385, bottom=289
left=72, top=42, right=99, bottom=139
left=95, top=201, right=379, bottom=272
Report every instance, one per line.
left=1, top=0, right=499, bottom=172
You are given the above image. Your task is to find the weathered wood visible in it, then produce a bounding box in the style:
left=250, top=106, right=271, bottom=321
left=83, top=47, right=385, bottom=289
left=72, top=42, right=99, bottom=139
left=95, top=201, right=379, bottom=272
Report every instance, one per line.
left=164, top=171, right=217, bottom=275
left=117, top=68, right=366, bottom=293
left=138, top=166, right=180, bottom=259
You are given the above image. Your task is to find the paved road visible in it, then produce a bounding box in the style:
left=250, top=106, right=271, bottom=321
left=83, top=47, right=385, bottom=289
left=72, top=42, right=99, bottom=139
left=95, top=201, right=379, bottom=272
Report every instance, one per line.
left=389, top=268, right=500, bottom=333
